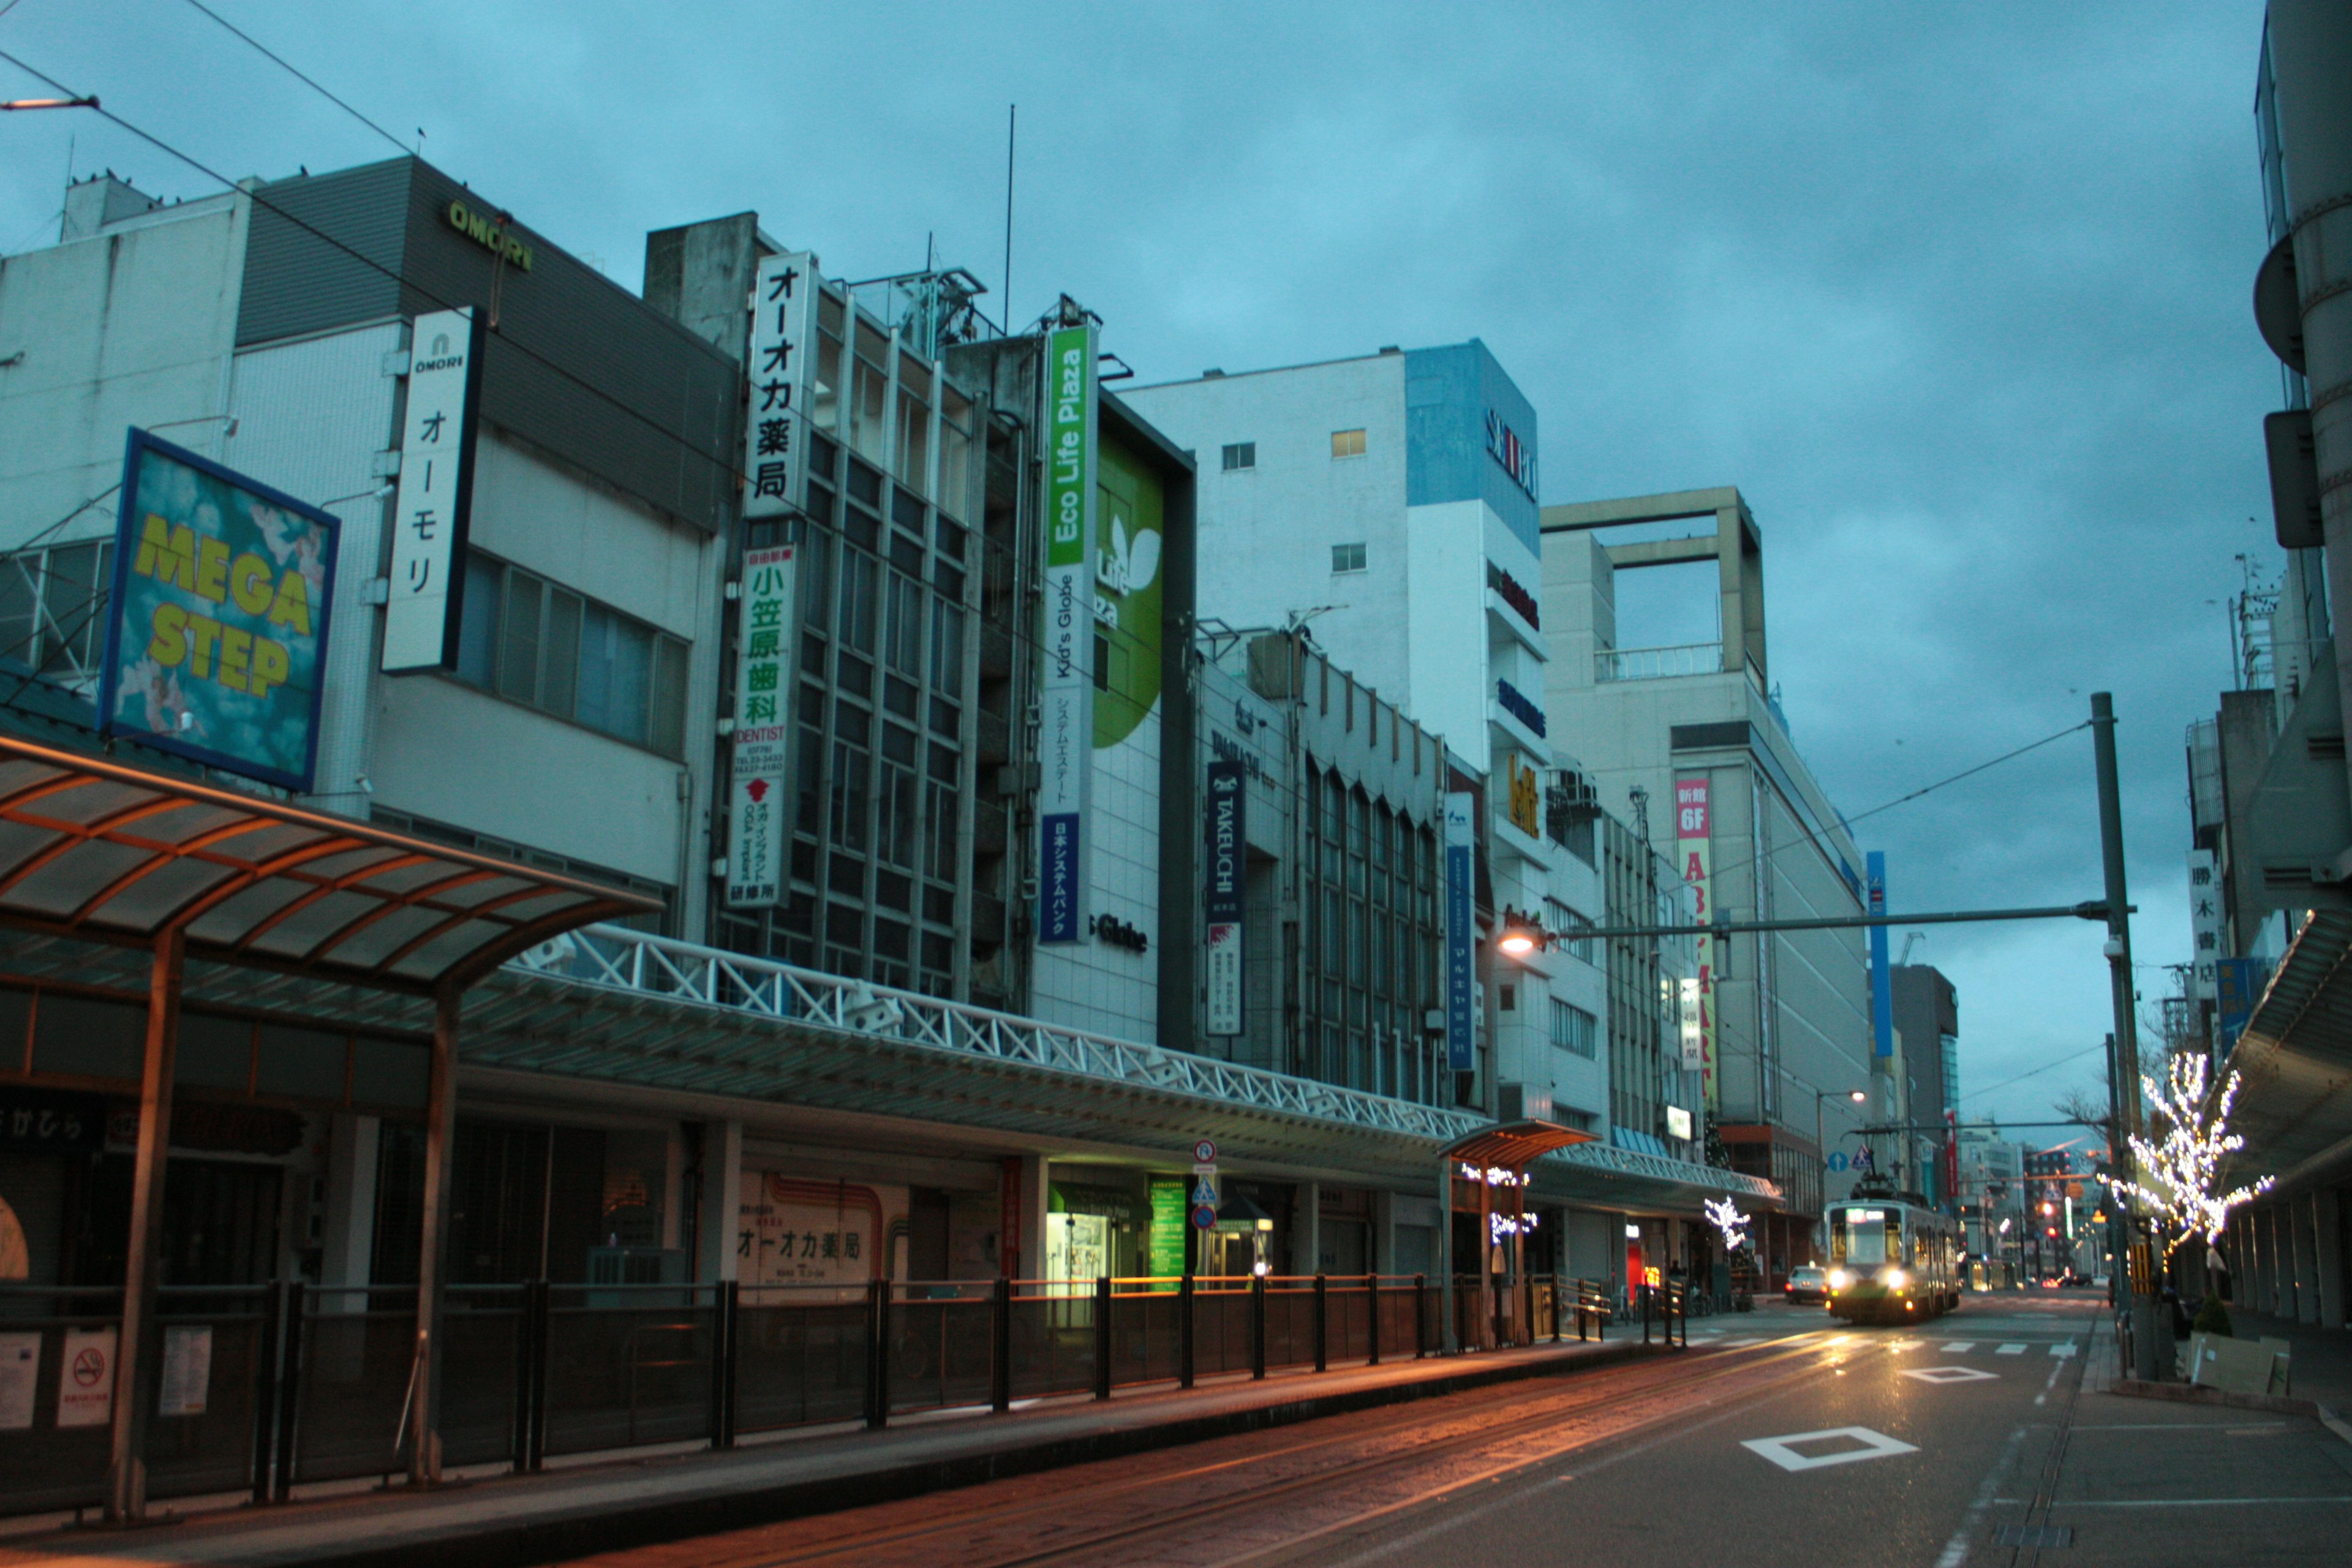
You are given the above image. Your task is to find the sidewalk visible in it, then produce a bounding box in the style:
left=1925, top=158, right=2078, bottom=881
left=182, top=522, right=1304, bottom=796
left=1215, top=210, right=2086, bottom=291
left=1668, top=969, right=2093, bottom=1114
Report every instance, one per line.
left=0, top=1335, right=1657, bottom=1568
left=2222, top=1308, right=2352, bottom=1415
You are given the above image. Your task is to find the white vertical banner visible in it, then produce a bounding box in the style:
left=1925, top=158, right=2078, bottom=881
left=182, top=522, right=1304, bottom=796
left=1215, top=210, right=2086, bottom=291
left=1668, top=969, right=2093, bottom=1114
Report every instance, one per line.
left=383, top=307, right=482, bottom=673
left=726, top=545, right=797, bottom=908
left=2187, top=848, right=2222, bottom=1004
left=744, top=252, right=816, bottom=521
left=1037, top=323, right=1098, bottom=943
left=55, top=1325, right=115, bottom=1428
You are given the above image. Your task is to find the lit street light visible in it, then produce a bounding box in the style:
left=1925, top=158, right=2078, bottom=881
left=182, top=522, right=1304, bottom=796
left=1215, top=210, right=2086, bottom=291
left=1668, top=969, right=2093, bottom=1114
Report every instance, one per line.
left=0, top=95, right=99, bottom=111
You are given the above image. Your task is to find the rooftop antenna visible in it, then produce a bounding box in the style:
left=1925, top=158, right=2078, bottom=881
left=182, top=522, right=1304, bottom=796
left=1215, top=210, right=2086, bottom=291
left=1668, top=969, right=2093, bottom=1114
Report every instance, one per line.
left=1001, top=105, right=1016, bottom=335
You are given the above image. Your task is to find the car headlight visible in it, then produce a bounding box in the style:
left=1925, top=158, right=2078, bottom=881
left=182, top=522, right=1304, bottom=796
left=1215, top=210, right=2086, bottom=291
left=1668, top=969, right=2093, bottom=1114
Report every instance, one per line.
left=1885, top=1269, right=1907, bottom=1289
left=1828, top=1269, right=1850, bottom=1289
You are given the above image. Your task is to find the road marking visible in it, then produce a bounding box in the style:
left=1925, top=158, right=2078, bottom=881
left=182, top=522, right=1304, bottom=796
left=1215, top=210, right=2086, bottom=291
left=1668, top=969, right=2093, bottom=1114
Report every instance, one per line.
left=1902, top=1365, right=2000, bottom=1385
left=1942, top=1341, right=1976, bottom=1352
left=2049, top=1496, right=2352, bottom=1507
left=1996, top=1343, right=2027, bottom=1355
left=1934, top=1422, right=2031, bottom=1568
left=1886, top=1338, right=1924, bottom=1352
left=1718, top=1336, right=1764, bottom=1348
left=2049, top=1342, right=2077, bottom=1357
left=1741, top=1425, right=1920, bottom=1472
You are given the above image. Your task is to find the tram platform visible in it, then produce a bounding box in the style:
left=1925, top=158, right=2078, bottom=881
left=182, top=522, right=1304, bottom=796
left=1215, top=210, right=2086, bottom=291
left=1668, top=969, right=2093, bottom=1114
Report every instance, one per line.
left=0, top=1333, right=1658, bottom=1568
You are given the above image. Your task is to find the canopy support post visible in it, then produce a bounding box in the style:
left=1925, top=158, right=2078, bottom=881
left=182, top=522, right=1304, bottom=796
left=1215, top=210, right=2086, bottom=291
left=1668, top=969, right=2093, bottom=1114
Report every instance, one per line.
left=106, top=929, right=183, bottom=1525
left=1437, top=1155, right=1456, bottom=1353
left=407, top=981, right=461, bottom=1486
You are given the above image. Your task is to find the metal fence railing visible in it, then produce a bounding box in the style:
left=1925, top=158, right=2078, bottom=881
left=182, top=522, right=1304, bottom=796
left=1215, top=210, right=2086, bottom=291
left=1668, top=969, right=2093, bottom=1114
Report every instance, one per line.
left=0, top=1269, right=1648, bottom=1519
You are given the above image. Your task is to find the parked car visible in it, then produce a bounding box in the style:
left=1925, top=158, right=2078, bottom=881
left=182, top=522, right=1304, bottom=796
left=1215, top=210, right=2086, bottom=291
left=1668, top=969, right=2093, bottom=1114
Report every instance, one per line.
left=1784, top=1264, right=1830, bottom=1305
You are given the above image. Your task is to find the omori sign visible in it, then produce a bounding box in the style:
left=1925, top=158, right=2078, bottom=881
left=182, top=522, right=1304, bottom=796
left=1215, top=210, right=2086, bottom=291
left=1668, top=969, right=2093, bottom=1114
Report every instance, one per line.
left=101, top=429, right=338, bottom=792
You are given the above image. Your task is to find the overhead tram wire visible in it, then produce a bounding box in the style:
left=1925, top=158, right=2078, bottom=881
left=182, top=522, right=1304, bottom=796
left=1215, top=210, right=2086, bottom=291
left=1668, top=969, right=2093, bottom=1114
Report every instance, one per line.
left=1956, top=1040, right=2111, bottom=1106
left=0, top=48, right=743, bottom=495
left=177, top=0, right=409, bottom=156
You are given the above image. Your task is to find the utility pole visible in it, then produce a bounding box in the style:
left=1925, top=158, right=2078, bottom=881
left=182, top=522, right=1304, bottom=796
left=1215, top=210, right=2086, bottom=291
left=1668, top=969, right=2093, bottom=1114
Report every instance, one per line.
left=2090, top=692, right=2159, bottom=1378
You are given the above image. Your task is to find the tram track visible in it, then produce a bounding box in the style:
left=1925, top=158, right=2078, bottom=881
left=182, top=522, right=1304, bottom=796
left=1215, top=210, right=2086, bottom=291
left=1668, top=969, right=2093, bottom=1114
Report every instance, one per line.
left=573, top=1329, right=1858, bottom=1568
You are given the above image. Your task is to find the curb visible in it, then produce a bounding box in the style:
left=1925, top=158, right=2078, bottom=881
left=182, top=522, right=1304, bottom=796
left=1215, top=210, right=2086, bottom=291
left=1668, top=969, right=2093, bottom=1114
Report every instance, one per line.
left=103, top=1340, right=1667, bottom=1568
left=2108, top=1377, right=2320, bottom=1419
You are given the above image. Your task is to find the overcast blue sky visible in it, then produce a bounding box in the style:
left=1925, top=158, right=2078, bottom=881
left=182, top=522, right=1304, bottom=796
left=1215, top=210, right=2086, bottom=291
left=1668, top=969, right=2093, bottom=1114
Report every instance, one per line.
left=0, top=1, right=2282, bottom=1139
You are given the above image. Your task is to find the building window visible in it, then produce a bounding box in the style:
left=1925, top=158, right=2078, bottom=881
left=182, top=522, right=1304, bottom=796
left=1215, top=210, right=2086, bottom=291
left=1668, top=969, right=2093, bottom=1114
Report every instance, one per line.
left=0, top=539, right=113, bottom=690
left=1330, top=428, right=1366, bottom=458
left=456, top=554, right=690, bottom=758
left=1551, top=998, right=1597, bottom=1058
left=1330, top=543, right=1366, bottom=574
left=1221, top=442, right=1256, bottom=472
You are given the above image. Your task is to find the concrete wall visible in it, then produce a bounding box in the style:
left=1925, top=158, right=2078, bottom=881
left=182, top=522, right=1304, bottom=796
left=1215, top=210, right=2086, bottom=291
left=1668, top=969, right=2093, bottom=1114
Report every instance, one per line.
left=0, top=192, right=249, bottom=551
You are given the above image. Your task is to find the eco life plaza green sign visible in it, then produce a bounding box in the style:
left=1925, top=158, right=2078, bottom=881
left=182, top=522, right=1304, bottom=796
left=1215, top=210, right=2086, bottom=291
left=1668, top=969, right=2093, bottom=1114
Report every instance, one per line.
left=100, top=429, right=339, bottom=792
left=1036, top=323, right=1097, bottom=944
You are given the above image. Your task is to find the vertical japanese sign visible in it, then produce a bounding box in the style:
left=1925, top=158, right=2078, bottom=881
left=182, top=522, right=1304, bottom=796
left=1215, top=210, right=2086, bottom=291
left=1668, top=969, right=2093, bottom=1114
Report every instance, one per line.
left=2215, top=957, right=2263, bottom=1059
left=1204, top=760, right=1246, bottom=1036
left=1443, top=791, right=1476, bottom=1073
left=1675, top=775, right=1717, bottom=1110
left=1678, top=974, right=1705, bottom=1071
left=2187, top=849, right=2222, bottom=1004
left=1868, top=850, right=1893, bottom=1060
left=744, top=251, right=816, bottom=521
left=726, top=545, right=797, bottom=908
left=382, top=307, right=483, bottom=673
left=1038, top=323, right=1098, bottom=943
left=102, top=429, right=339, bottom=792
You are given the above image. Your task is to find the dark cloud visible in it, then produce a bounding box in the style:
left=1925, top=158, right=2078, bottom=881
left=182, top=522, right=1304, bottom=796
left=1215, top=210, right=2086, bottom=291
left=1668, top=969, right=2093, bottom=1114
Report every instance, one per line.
left=0, top=0, right=2278, bottom=1128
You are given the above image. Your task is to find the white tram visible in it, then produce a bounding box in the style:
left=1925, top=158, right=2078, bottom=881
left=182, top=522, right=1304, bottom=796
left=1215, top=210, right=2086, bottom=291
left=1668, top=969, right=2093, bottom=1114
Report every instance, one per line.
left=1825, top=1192, right=1962, bottom=1323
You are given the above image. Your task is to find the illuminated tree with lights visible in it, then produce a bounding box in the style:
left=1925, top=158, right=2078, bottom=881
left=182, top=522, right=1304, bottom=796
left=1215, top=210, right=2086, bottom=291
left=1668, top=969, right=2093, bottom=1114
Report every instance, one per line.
left=2102, top=1052, right=2273, bottom=1256
left=1703, top=1196, right=1749, bottom=1253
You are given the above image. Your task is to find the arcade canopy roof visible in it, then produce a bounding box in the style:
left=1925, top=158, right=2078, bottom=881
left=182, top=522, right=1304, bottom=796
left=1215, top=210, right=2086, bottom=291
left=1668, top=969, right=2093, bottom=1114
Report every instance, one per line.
left=0, top=736, right=657, bottom=994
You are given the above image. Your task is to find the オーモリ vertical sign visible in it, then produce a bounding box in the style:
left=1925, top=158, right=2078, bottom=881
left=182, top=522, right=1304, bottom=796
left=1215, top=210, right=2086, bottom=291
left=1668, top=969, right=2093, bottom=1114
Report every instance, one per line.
left=1037, top=323, right=1097, bottom=944
left=382, top=307, right=483, bottom=673
left=102, top=428, right=340, bottom=792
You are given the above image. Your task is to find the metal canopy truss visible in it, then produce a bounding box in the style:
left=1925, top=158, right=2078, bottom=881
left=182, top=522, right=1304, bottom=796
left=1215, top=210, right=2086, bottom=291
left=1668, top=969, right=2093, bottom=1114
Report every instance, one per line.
left=464, top=926, right=1779, bottom=1206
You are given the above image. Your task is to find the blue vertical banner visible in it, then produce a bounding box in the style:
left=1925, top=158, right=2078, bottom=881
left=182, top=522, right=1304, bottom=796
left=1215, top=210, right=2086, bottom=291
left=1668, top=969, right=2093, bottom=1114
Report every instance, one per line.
left=1443, top=791, right=1476, bottom=1072
left=2215, top=957, right=2264, bottom=1058
left=1868, top=850, right=1893, bottom=1060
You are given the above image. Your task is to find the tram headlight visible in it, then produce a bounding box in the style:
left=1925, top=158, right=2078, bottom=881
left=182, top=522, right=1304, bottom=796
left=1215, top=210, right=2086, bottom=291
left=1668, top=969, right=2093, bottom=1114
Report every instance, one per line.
left=1885, top=1269, right=1907, bottom=1289
left=1828, top=1269, right=1850, bottom=1289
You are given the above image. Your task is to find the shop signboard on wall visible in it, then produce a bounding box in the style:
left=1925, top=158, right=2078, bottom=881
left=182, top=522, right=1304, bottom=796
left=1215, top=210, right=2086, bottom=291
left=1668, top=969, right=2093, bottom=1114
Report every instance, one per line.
left=100, top=429, right=339, bottom=791
left=382, top=307, right=483, bottom=674
left=738, top=1172, right=893, bottom=1289
left=1204, top=760, right=1246, bottom=1036
left=1037, top=323, right=1098, bottom=943
left=2187, top=849, right=2222, bottom=1005
left=1678, top=974, right=1705, bottom=1071
left=744, top=251, right=817, bottom=522
left=1675, top=775, right=1718, bottom=1110
left=1442, top=791, right=1476, bottom=1073
left=1, top=1087, right=105, bottom=1151
left=725, top=544, right=797, bottom=908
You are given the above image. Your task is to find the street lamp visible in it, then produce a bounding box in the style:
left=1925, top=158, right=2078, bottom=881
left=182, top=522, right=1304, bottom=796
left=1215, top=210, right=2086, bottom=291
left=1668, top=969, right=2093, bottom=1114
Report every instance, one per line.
left=0, top=96, right=100, bottom=111
left=1497, top=908, right=1545, bottom=958
left=1809, top=1087, right=1868, bottom=1265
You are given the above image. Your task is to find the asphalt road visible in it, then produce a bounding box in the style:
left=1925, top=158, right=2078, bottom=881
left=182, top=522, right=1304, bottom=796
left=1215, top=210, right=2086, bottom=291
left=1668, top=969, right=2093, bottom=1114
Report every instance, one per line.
left=556, top=1291, right=2352, bottom=1568
left=1289, top=1292, right=2350, bottom=1568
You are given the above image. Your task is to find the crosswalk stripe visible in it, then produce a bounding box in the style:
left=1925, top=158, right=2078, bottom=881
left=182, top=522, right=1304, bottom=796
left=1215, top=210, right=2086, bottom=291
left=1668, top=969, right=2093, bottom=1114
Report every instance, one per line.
left=1942, top=1341, right=1975, bottom=1352
left=2050, top=1343, right=2078, bottom=1357
left=1997, top=1343, right=2027, bottom=1355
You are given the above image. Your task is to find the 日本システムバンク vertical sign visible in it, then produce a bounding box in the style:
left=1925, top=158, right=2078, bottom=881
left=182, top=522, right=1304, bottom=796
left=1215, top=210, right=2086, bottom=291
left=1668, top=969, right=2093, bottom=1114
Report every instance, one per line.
left=1204, top=760, right=1246, bottom=1036
left=1442, top=791, right=1476, bottom=1072
left=382, top=307, right=483, bottom=673
left=744, top=252, right=816, bottom=522
left=100, top=429, right=339, bottom=793
left=726, top=545, right=797, bottom=908
left=1675, top=775, right=1717, bottom=1109
left=1037, top=323, right=1098, bottom=944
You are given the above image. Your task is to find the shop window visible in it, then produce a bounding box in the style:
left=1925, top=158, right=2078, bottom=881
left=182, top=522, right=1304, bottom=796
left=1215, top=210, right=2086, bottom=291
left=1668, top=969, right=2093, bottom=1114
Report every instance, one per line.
left=1221, top=442, right=1255, bottom=472
left=1330, top=428, right=1366, bottom=458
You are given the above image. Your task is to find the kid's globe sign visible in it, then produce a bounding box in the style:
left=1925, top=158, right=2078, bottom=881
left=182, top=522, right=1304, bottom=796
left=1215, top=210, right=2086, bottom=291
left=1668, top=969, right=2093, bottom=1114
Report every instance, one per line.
left=99, top=429, right=339, bottom=792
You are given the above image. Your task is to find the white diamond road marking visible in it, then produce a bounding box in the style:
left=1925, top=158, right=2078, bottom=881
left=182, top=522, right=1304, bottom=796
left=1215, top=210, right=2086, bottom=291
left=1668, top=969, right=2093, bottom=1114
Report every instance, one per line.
left=1901, top=1365, right=2001, bottom=1385
left=2049, top=1343, right=2078, bottom=1358
left=1742, top=1426, right=1921, bottom=1472
left=1996, top=1344, right=2027, bottom=1355
left=1942, top=1342, right=1977, bottom=1352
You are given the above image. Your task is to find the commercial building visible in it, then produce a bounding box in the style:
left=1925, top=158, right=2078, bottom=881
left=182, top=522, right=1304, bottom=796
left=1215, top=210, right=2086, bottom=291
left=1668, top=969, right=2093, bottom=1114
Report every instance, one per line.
left=0, top=151, right=1780, bottom=1479
left=1890, top=963, right=1960, bottom=1206
left=1540, top=488, right=1875, bottom=1284
left=2176, top=3, right=2352, bottom=1336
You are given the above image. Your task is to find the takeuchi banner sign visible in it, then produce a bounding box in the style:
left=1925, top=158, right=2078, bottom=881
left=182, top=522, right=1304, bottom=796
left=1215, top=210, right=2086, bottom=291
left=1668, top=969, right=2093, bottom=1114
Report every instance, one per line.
left=101, top=428, right=339, bottom=793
